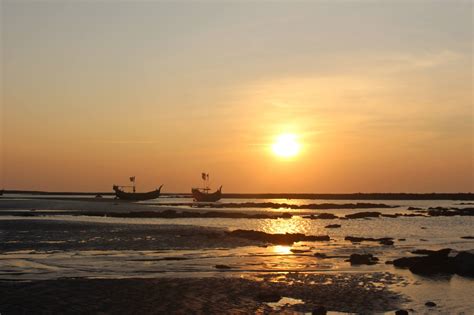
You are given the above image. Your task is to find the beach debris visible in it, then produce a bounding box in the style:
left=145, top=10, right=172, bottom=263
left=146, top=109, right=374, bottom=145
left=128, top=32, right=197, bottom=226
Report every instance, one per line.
left=425, top=301, right=437, bottom=307
left=311, top=305, right=327, bottom=315
left=324, top=224, right=341, bottom=229
left=215, top=264, right=232, bottom=270
left=393, top=249, right=474, bottom=277
left=226, top=229, right=330, bottom=245
left=347, top=253, right=379, bottom=265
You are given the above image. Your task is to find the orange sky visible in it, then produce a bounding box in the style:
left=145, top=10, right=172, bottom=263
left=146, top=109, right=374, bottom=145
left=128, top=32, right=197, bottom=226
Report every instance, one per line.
left=1, top=1, right=473, bottom=192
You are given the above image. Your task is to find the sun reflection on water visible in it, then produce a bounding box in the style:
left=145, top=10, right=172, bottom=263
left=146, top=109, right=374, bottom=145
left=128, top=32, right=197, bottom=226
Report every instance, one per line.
left=260, top=216, right=314, bottom=235
left=272, top=245, right=292, bottom=255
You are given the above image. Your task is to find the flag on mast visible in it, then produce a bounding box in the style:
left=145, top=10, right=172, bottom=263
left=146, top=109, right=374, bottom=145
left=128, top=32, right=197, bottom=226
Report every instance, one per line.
left=130, top=176, right=135, bottom=182
left=201, top=173, right=206, bottom=180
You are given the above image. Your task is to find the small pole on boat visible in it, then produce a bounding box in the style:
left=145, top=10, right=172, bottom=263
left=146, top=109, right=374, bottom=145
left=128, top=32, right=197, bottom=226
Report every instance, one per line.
left=130, top=176, right=136, bottom=193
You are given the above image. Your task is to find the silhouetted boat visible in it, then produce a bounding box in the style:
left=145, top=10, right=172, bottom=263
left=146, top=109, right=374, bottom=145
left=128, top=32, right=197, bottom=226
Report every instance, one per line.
left=113, top=185, right=163, bottom=201
left=192, top=186, right=222, bottom=202
left=192, top=172, right=222, bottom=202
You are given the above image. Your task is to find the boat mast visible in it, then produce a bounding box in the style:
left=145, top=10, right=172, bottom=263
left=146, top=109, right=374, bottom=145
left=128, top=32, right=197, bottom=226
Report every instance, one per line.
left=130, top=176, right=136, bottom=193
left=201, top=172, right=210, bottom=193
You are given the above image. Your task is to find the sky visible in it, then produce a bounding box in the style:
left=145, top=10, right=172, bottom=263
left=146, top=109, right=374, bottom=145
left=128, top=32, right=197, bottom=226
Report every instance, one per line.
left=1, top=1, right=473, bottom=193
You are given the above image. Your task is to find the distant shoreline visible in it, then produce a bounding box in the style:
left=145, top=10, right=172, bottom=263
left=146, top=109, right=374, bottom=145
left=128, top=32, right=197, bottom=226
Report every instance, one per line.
left=2, top=190, right=474, bottom=200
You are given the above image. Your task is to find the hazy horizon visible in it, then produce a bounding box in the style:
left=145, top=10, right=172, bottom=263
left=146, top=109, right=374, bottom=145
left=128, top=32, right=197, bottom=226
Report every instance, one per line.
left=1, top=1, right=473, bottom=193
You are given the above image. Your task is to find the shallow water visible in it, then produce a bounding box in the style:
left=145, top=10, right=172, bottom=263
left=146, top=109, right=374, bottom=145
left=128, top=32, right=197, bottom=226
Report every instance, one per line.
left=0, top=196, right=473, bottom=313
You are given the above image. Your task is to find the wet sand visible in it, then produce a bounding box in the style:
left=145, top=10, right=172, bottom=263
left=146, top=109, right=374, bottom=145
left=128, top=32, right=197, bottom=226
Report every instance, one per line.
left=0, top=273, right=404, bottom=314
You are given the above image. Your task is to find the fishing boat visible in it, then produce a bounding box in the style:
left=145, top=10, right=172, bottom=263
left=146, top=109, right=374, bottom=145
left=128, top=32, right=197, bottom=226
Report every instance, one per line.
left=192, top=173, right=222, bottom=202
left=113, top=176, right=163, bottom=201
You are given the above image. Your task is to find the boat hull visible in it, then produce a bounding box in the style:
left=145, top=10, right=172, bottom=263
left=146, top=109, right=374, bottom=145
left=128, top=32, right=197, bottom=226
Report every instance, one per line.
left=192, top=187, right=222, bottom=202
left=113, top=185, right=162, bottom=201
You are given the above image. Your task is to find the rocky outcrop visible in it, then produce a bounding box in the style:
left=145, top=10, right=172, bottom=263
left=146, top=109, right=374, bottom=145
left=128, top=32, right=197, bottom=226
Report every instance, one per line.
left=226, top=230, right=330, bottom=245
left=347, top=253, right=379, bottom=265
left=393, top=248, right=474, bottom=277
left=345, top=236, right=394, bottom=246
left=345, top=212, right=381, bottom=219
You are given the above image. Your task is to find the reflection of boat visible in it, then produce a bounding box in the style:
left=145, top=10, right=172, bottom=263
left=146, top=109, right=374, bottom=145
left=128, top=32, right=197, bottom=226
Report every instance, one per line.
left=192, top=173, right=222, bottom=202
left=113, top=176, right=163, bottom=201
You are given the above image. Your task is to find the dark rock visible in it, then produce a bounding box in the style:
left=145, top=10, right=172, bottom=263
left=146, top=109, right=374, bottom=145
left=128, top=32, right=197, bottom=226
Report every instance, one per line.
left=95, top=194, right=103, bottom=198
left=461, top=236, right=474, bottom=239
left=347, top=253, right=378, bottom=265
left=226, top=229, right=330, bottom=245
left=345, top=236, right=393, bottom=244
left=421, top=227, right=427, bottom=229
left=314, top=253, right=327, bottom=259
left=381, top=214, right=399, bottom=218
left=312, top=305, right=327, bottom=315
left=215, top=264, right=232, bottom=269
left=255, top=292, right=281, bottom=302
left=325, top=224, right=341, bottom=229
left=379, top=239, right=394, bottom=246
left=407, top=206, right=422, bottom=210
left=395, top=310, right=409, bottom=315
left=428, top=207, right=474, bottom=217
left=345, top=212, right=381, bottom=219
left=425, top=301, right=436, bottom=307
left=385, top=261, right=394, bottom=264
left=453, top=251, right=474, bottom=277
left=316, top=213, right=338, bottom=220
left=393, top=248, right=458, bottom=276
left=290, top=248, right=311, bottom=253
left=411, top=248, right=452, bottom=256
left=398, top=238, right=406, bottom=241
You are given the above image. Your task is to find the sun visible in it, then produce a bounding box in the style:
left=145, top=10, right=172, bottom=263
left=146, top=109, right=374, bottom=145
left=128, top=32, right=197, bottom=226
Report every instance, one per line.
left=272, top=134, right=300, bottom=158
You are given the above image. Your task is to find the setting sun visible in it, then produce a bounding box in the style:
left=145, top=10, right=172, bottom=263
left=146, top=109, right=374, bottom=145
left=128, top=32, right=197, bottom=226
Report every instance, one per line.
left=272, top=134, right=301, bottom=158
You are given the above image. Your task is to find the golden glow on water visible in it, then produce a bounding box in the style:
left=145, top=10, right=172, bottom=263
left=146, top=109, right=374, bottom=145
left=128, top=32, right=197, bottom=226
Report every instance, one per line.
left=261, top=217, right=311, bottom=235
left=272, top=134, right=300, bottom=158
left=272, top=245, right=292, bottom=255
